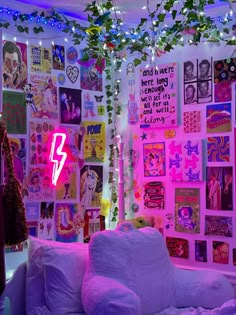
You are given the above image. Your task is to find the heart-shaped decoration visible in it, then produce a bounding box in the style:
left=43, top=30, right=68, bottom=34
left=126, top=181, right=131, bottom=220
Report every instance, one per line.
left=66, top=65, right=79, bottom=83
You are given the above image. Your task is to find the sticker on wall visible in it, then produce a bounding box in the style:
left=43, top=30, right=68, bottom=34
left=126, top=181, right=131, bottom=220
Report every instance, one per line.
left=66, top=46, right=78, bottom=64
left=83, top=92, right=96, bottom=118
left=66, top=65, right=79, bottom=84
left=205, top=215, right=232, bottom=237
left=140, top=62, right=178, bottom=128
left=57, top=73, right=66, bottom=86
left=166, top=237, right=189, bottom=259
left=143, top=181, right=165, bottom=209
left=175, top=188, right=200, bottom=234
left=164, top=129, right=176, bottom=139
left=206, top=166, right=233, bottom=210
left=168, top=139, right=202, bottom=182
left=165, top=213, right=173, bottom=230
left=52, top=44, right=65, bottom=70
left=94, top=95, right=105, bottom=116
left=195, top=240, right=207, bottom=263
left=30, top=45, right=52, bottom=74
left=30, top=74, right=58, bottom=119
left=59, top=87, right=82, bottom=124
left=183, top=111, right=201, bottom=133
left=213, top=241, right=229, bottom=264
left=38, top=202, right=54, bottom=240
left=2, top=40, right=28, bottom=90
left=207, top=136, right=230, bottom=162
left=206, top=103, right=231, bottom=133
left=143, top=142, right=166, bottom=177
left=56, top=164, right=77, bottom=200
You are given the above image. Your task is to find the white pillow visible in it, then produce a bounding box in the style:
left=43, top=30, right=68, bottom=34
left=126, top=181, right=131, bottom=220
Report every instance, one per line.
left=42, top=245, right=88, bottom=314
left=26, top=236, right=88, bottom=314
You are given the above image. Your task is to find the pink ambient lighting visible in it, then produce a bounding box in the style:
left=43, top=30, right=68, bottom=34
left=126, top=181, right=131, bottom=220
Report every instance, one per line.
left=49, top=132, right=67, bottom=186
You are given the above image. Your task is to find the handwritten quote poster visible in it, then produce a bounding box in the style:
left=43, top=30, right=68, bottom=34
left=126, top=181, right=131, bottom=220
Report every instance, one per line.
left=140, top=62, right=178, bottom=128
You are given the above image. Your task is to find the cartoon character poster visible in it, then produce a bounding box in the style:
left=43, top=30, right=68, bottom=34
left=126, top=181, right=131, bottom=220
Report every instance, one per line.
left=183, top=111, right=201, bottom=133
left=80, top=165, right=103, bottom=208
left=38, top=202, right=54, bottom=240
left=195, top=240, right=207, bottom=262
left=143, top=181, right=165, bottom=209
left=83, top=121, right=106, bottom=163
left=55, top=203, right=84, bottom=242
left=56, top=164, right=77, bottom=200
left=207, top=136, right=230, bottom=162
left=143, top=142, right=166, bottom=177
left=2, top=40, right=28, bottom=90
left=206, top=166, right=233, bottom=211
left=30, top=45, right=52, bottom=73
left=3, top=91, right=26, bottom=134
left=30, top=74, right=57, bottom=119
left=168, top=139, right=202, bottom=182
left=59, top=87, right=82, bottom=124
left=52, top=44, right=65, bottom=70
left=80, top=55, right=103, bottom=91
left=175, top=188, right=200, bottom=234
left=205, top=215, right=232, bottom=237
left=206, top=103, right=231, bottom=133
left=212, top=241, right=229, bottom=264
left=29, top=121, right=55, bottom=166
left=166, top=237, right=189, bottom=258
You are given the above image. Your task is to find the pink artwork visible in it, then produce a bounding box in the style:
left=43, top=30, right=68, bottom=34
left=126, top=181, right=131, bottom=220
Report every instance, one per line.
left=214, top=81, right=232, bottom=103
left=183, top=111, right=201, bottom=133
left=168, top=139, right=202, bottom=181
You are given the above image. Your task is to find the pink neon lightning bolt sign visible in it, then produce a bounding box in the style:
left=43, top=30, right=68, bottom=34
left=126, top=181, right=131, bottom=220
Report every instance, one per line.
left=49, top=133, right=67, bottom=186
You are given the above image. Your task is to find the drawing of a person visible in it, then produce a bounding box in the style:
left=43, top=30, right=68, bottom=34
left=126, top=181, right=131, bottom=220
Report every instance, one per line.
left=10, top=140, right=24, bottom=183
left=81, top=169, right=98, bottom=208
left=44, top=78, right=56, bottom=112
left=178, top=206, right=196, bottom=230
left=221, top=172, right=233, bottom=210
left=208, top=174, right=221, bottom=210
left=127, top=62, right=135, bottom=95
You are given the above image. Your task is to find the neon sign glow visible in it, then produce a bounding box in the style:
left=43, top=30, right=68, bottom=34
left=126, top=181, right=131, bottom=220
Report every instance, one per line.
left=49, top=133, right=67, bottom=186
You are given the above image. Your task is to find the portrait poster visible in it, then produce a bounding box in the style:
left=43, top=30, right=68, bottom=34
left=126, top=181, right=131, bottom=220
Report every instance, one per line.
left=84, top=208, right=105, bottom=240
left=59, top=87, right=82, bottom=124
left=168, top=139, right=202, bottom=182
left=140, top=62, right=178, bottom=128
left=143, top=181, right=165, bottom=209
left=30, top=45, right=52, bottom=73
left=56, top=164, right=77, bottom=200
left=206, top=103, right=231, bottom=133
left=195, top=240, right=207, bottom=263
left=166, top=236, right=189, bottom=258
left=212, top=241, right=229, bottom=264
left=62, top=126, right=81, bottom=162
left=55, top=203, right=84, bottom=242
left=206, top=166, right=233, bottom=211
left=83, top=121, right=106, bottom=163
left=38, top=202, right=54, bottom=240
left=205, top=215, right=232, bottom=237
left=24, top=167, right=55, bottom=201
left=175, top=188, right=200, bottom=234
left=143, top=142, right=166, bottom=177
left=30, top=74, right=58, bottom=119
left=80, top=165, right=103, bottom=208
left=29, top=121, right=55, bottom=166
left=183, top=111, right=201, bottom=133
left=2, top=40, right=28, bottom=90
left=207, top=136, right=230, bottom=162
left=25, top=202, right=40, bottom=221
left=3, top=91, right=26, bottom=134
left=52, top=44, right=65, bottom=70
left=80, top=54, right=103, bottom=92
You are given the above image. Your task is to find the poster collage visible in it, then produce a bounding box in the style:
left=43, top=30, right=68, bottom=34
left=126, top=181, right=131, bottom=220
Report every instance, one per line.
left=135, top=56, right=236, bottom=268
left=2, top=38, right=106, bottom=250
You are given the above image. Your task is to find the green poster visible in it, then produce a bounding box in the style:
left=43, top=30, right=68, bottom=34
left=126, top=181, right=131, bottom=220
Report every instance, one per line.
left=3, top=91, right=26, bottom=134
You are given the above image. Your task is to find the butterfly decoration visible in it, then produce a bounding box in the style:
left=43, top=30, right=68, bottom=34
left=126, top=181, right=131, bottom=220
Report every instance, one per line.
left=94, top=95, right=104, bottom=102
left=94, top=12, right=111, bottom=26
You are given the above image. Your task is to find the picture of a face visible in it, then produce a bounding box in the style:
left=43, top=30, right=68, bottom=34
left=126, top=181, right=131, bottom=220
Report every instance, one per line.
left=198, top=81, right=209, bottom=97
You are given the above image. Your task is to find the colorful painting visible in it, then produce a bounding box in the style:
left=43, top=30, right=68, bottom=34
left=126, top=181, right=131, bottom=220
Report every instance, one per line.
left=30, top=74, right=58, bottom=119
left=205, top=215, right=232, bottom=237
left=80, top=165, right=103, bottom=208
left=38, top=202, right=54, bottom=240
left=52, top=44, right=65, bottom=70
left=207, top=136, right=230, bottom=162
left=3, top=91, right=26, bottom=134
left=143, top=142, right=166, bottom=177
left=55, top=203, right=84, bottom=242
left=195, top=240, right=207, bottom=262
left=168, top=139, right=202, bottom=182
left=83, top=121, right=106, bottom=162
left=59, top=87, right=82, bottom=124
left=80, top=55, right=103, bottom=91
left=214, top=81, right=232, bottom=103
left=175, top=188, right=200, bottom=234
left=56, top=164, right=77, bottom=200
left=206, top=103, right=231, bottom=133
left=206, top=166, right=233, bottom=210
left=2, top=40, right=28, bottom=89
left=140, top=62, right=178, bottom=128
left=183, top=111, right=201, bottom=133
left=166, top=237, right=189, bottom=258
left=143, top=181, right=165, bottom=209
left=30, top=45, right=52, bottom=73
left=213, top=241, right=229, bottom=264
